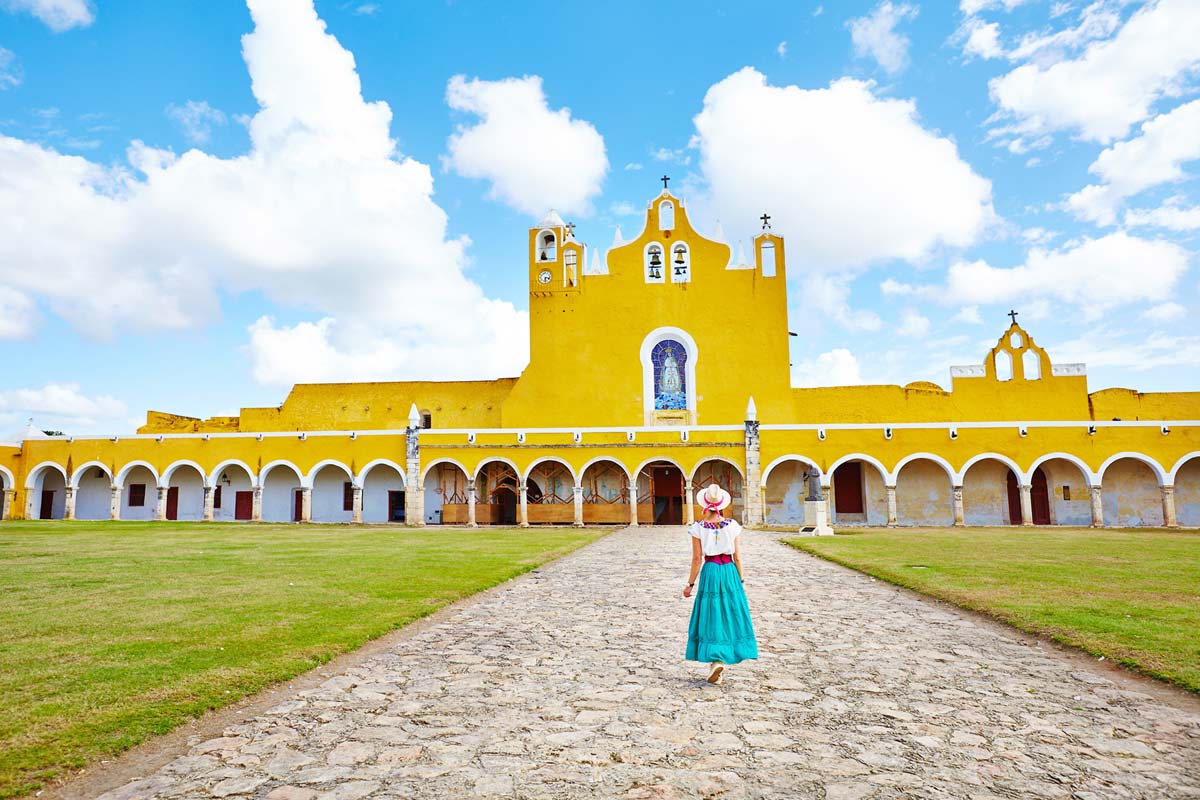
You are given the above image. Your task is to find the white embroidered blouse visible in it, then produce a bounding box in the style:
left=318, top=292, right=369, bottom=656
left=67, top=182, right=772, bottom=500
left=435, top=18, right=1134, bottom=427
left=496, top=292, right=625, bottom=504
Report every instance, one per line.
left=688, top=518, right=742, bottom=556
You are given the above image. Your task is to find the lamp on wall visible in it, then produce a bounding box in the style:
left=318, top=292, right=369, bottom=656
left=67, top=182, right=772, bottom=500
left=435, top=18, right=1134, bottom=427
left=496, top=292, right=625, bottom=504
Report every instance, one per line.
left=221, top=472, right=231, bottom=486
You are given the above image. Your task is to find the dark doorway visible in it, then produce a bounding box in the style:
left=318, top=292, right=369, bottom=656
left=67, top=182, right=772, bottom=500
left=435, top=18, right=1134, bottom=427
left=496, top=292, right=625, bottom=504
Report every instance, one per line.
left=495, top=489, right=517, bottom=524
left=388, top=490, right=406, bottom=522
left=234, top=491, right=253, bottom=521
left=653, top=466, right=683, bottom=525
left=166, top=486, right=179, bottom=520
left=833, top=462, right=864, bottom=514
left=1006, top=470, right=1022, bottom=525
left=1031, top=467, right=1051, bottom=525
left=40, top=489, right=54, bottom=520
left=293, top=490, right=303, bottom=522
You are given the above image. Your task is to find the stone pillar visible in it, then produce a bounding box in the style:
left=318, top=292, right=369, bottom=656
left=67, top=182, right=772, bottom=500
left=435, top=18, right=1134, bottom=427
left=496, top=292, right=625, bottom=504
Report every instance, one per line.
left=743, top=416, right=764, bottom=527
left=467, top=480, right=477, bottom=528
left=629, top=486, right=639, bottom=527
left=885, top=485, right=898, bottom=527
left=1019, top=484, right=1034, bottom=527
left=405, top=410, right=424, bottom=527
left=351, top=485, right=363, bottom=524
left=64, top=486, right=77, bottom=521
left=573, top=484, right=584, bottom=528
left=299, top=487, right=312, bottom=523
left=155, top=486, right=168, bottom=521
left=684, top=480, right=694, bottom=525
left=252, top=486, right=263, bottom=522
left=518, top=484, right=529, bottom=528
left=1, top=489, right=13, bottom=521
left=1089, top=485, right=1104, bottom=528
left=952, top=485, right=965, bottom=527
left=1161, top=485, right=1178, bottom=528
left=202, top=486, right=215, bottom=522
left=109, top=485, right=121, bottom=521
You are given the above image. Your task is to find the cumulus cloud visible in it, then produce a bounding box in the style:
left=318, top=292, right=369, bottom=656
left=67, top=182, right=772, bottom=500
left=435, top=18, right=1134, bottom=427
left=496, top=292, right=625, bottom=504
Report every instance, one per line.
left=988, top=0, right=1200, bottom=143
left=958, top=18, right=1004, bottom=60
left=0, top=285, right=35, bottom=338
left=0, top=383, right=127, bottom=435
left=1124, top=199, right=1200, bottom=231
left=1, top=0, right=93, bottom=31
left=1141, top=301, right=1187, bottom=322
left=0, top=47, right=20, bottom=89
left=165, top=100, right=228, bottom=144
left=960, top=0, right=1030, bottom=13
left=444, top=75, right=607, bottom=217
left=1064, top=98, right=1200, bottom=224
left=896, top=308, right=931, bottom=337
left=792, top=348, right=864, bottom=388
left=0, top=0, right=529, bottom=386
left=1049, top=327, right=1200, bottom=372
left=798, top=275, right=883, bottom=332
left=692, top=68, right=995, bottom=270
left=848, top=2, right=919, bottom=74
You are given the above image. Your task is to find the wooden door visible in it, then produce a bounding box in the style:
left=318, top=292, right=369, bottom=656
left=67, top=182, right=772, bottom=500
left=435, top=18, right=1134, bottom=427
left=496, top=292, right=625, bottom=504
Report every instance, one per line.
left=293, top=489, right=303, bottom=522
left=388, top=490, right=405, bottom=522
left=653, top=467, right=683, bottom=525
left=1005, top=470, right=1022, bottom=525
left=166, top=487, right=179, bottom=521
left=234, top=491, right=253, bottom=521
left=497, top=489, right=516, bottom=524
left=1031, top=468, right=1051, bottom=525
left=833, top=462, right=864, bottom=514
left=39, top=490, right=54, bottom=520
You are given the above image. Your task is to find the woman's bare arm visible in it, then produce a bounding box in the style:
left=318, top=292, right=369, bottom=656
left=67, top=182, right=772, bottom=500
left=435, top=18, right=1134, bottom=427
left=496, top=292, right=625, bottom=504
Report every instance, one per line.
left=733, top=536, right=744, bottom=582
left=683, top=535, right=703, bottom=597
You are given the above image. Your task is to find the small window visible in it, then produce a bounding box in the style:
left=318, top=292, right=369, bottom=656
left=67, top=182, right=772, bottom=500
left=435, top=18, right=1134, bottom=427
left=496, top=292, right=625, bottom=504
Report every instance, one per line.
left=1010, top=332, right=1023, bottom=348
left=1062, top=485, right=1071, bottom=501
left=659, top=200, right=675, bottom=230
left=214, top=486, right=222, bottom=509
left=1022, top=349, right=1041, bottom=380
left=343, top=481, right=354, bottom=511
left=760, top=241, right=777, bottom=277
left=421, top=412, right=432, bottom=429
left=128, top=484, right=146, bottom=507
left=995, top=350, right=1013, bottom=381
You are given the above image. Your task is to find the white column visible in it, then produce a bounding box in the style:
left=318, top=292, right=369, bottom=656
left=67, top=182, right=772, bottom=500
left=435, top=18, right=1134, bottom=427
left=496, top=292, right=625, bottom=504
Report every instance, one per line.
left=518, top=484, right=529, bottom=528
left=351, top=485, right=363, bottom=524
left=64, top=486, right=77, bottom=521
left=252, top=486, right=263, bottom=522
left=885, top=485, right=898, bottom=527
left=573, top=484, right=584, bottom=527
left=299, top=487, right=312, bottom=523
left=684, top=480, right=694, bottom=525
left=1, top=489, right=13, bottom=521
left=109, top=485, right=122, bottom=520
left=1019, top=484, right=1034, bottom=527
left=952, top=485, right=965, bottom=527
left=467, top=480, right=477, bottom=527
left=1162, top=485, right=1178, bottom=528
left=1090, top=485, right=1104, bottom=528
left=155, top=486, right=168, bottom=521
left=743, top=415, right=764, bottom=527
left=202, top=486, right=215, bottom=521
left=629, top=486, right=639, bottom=527
left=406, top=408, right=424, bottom=527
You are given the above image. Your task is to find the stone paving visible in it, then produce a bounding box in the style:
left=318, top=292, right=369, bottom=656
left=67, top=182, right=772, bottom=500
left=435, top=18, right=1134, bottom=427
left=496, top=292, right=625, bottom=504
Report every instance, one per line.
left=97, top=527, right=1200, bottom=800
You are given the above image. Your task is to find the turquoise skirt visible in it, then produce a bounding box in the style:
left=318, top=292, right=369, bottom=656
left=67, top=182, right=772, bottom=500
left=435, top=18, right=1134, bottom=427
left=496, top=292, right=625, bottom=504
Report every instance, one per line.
left=685, top=562, right=758, bottom=664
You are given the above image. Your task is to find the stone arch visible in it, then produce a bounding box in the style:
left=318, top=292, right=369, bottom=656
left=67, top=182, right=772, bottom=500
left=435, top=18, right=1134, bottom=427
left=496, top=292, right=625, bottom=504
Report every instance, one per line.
left=635, top=457, right=687, bottom=525
left=1030, top=456, right=1094, bottom=526
left=761, top=455, right=820, bottom=527
left=536, top=228, right=558, bottom=262
left=522, top=456, right=577, bottom=485
left=1171, top=454, right=1200, bottom=527
left=212, top=462, right=255, bottom=522
left=423, top=459, right=471, bottom=525
left=70, top=461, right=113, bottom=488
left=260, top=460, right=303, bottom=523
left=209, top=459, right=257, bottom=488
left=1169, top=452, right=1200, bottom=485
left=357, top=458, right=407, bottom=487
left=894, top=456, right=954, bottom=527
left=1100, top=454, right=1165, bottom=527
left=360, top=460, right=406, bottom=524
left=420, top=457, right=470, bottom=486
left=0, top=465, right=12, bottom=491
left=525, top=458, right=576, bottom=523
left=827, top=455, right=889, bottom=526
left=690, top=457, right=745, bottom=522
left=579, top=458, right=631, bottom=525
left=162, top=460, right=207, bottom=488
left=73, top=461, right=114, bottom=521
left=640, top=326, right=698, bottom=425
left=115, top=460, right=160, bottom=488
left=960, top=455, right=1025, bottom=526
left=0, top=465, right=11, bottom=522
left=26, top=462, right=67, bottom=519
left=475, top=458, right=521, bottom=526
left=308, top=460, right=355, bottom=523
left=116, top=462, right=158, bottom=521
left=163, top=461, right=206, bottom=522
left=1028, top=452, right=1096, bottom=487
left=957, top=453, right=1025, bottom=485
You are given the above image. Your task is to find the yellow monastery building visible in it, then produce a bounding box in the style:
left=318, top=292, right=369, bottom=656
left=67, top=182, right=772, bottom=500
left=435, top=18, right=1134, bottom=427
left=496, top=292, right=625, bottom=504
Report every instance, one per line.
left=2, top=189, right=1198, bottom=529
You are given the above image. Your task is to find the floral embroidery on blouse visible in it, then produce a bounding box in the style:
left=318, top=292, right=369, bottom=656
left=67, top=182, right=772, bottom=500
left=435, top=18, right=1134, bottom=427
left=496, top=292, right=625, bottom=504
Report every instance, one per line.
left=699, top=519, right=731, bottom=530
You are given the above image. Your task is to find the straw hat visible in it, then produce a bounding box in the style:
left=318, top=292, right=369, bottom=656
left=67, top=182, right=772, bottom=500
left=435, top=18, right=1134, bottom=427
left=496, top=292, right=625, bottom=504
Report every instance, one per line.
left=695, top=482, right=732, bottom=511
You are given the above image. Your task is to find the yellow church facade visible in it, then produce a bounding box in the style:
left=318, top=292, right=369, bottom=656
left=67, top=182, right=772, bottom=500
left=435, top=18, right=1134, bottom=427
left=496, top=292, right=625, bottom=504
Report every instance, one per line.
left=2, top=189, right=1199, bottom=529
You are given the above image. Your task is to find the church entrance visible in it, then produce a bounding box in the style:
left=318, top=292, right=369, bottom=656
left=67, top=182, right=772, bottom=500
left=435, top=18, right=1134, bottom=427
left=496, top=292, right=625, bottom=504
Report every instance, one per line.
left=1006, top=468, right=1051, bottom=525
left=636, top=461, right=684, bottom=525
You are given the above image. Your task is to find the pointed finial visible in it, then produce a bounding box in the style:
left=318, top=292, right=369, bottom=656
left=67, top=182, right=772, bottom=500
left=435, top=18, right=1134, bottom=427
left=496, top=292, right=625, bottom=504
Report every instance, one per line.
left=712, top=219, right=726, bottom=243
left=408, top=403, right=420, bottom=428
left=590, top=247, right=602, bottom=274
left=746, top=396, right=757, bottom=421
left=612, top=225, right=624, bottom=247
left=736, top=240, right=747, bottom=266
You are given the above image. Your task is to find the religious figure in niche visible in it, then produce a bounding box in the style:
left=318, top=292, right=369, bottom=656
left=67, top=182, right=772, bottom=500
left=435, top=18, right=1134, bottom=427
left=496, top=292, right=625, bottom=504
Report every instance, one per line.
left=652, top=340, right=687, bottom=410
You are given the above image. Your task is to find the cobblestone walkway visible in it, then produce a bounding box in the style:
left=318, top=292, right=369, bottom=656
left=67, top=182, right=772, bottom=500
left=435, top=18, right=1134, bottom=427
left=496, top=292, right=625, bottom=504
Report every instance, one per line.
left=99, top=527, right=1200, bottom=800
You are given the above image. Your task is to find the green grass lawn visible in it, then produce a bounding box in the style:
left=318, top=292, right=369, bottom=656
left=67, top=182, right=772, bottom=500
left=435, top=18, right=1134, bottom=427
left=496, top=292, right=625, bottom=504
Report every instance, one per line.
left=785, top=527, right=1200, bottom=693
left=0, top=521, right=604, bottom=799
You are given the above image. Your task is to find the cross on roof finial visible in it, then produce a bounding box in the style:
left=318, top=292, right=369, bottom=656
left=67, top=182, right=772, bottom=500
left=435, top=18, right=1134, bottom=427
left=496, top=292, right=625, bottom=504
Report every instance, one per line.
left=565, top=221, right=575, bottom=237
left=1008, top=309, right=1019, bottom=325
left=760, top=213, right=771, bottom=230
left=661, top=175, right=670, bottom=190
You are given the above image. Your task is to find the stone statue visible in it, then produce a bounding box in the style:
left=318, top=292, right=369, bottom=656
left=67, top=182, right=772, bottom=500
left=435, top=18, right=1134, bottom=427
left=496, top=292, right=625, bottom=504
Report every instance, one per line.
left=661, top=347, right=682, bottom=395
left=804, top=469, right=823, bottom=501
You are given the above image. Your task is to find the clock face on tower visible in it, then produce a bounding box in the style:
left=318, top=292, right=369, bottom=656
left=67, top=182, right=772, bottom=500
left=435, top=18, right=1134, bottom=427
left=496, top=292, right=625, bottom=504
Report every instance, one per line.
left=538, top=269, right=552, bottom=285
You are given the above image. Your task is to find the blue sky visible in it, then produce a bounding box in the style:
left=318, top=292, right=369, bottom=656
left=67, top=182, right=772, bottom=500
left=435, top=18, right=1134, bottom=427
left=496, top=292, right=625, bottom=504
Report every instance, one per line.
left=0, top=0, right=1197, bottom=434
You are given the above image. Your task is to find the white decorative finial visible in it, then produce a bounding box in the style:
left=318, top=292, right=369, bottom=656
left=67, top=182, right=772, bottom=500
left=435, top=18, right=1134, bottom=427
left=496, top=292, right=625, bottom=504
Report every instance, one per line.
left=589, top=247, right=603, bottom=275
left=408, top=403, right=420, bottom=427
left=736, top=240, right=747, bottom=266
left=712, top=219, right=726, bottom=243
left=612, top=225, right=624, bottom=247
left=746, top=396, right=757, bottom=421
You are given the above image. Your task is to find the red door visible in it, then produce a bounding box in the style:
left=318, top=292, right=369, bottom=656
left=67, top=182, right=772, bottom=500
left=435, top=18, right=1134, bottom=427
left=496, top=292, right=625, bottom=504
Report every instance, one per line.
left=293, top=489, right=303, bottom=522
left=833, top=462, right=864, bottom=514
left=653, top=467, right=683, bottom=525
left=166, top=487, right=179, bottom=520
left=1006, top=470, right=1023, bottom=525
left=388, top=490, right=405, bottom=522
left=40, top=490, right=55, bottom=520
left=1031, top=468, right=1051, bottom=525
left=234, top=491, right=253, bottom=521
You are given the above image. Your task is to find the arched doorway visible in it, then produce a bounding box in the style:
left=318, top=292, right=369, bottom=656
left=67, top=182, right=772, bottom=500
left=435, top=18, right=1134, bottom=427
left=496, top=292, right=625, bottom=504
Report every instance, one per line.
left=211, top=463, right=255, bottom=521
left=525, top=460, right=574, bottom=525
left=162, top=463, right=205, bottom=521
left=117, top=464, right=158, bottom=521
left=310, top=462, right=354, bottom=523
left=1101, top=457, right=1164, bottom=527
left=29, top=465, right=67, bottom=519
left=761, top=457, right=818, bottom=526
left=579, top=459, right=631, bottom=524
left=1003, top=467, right=1051, bottom=525
left=360, top=461, right=405, bottom=523
left=261, top=462, right=303, bottom=522
left=424, top=462, right=469, bottom=525
left=72, top=463, right=113, bottom=520
left=894, top=457, right=954, bottom=526
left=829, top=458, right=888, bottom=526
left=477, top=460, right=520, bottom=525
left=636, top=460, right=685, bottom=524
left=1030, top=456, right=1093, bottom=526
left=690, top=459, right=744, bottom=523
left=1175, top=457, right=1200, bottom=527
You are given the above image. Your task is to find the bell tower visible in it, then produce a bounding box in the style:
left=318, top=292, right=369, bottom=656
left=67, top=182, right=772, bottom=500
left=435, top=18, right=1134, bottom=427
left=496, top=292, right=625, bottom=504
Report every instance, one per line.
left=529, top=210, right=582, bottom=298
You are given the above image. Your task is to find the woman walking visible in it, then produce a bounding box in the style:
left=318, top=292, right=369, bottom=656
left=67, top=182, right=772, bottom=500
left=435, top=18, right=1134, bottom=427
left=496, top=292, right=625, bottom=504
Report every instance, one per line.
left=683, top=483, right=758, bottom=684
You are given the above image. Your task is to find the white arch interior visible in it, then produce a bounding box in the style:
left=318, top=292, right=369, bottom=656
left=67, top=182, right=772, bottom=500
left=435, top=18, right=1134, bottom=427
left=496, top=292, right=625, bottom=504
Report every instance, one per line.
left=995, top=350, right=1013, bottom=381
left=537, top=228, right=557, bottom=262
left=119, top=465, right=158, bottom=521
left=213, top=463, right=254, bottom=522
left=658, top=200, right=674, bottom=230
left=70, top=461, right=112, bottom=488
left=426, top=461, right=471, bottom=525
left=1035, top=457, right=1092, bottom=525
left=0, top=465, right=11, bottom=490
left=162, top=460, right=207, bottom=488
left=894, top=457, right=953, bottom=527
left=165, top=463, right=206, bottom=522
left=639, top=327, right=699, bottom=426
left=116, top=461, right=159, bottom=488
left=1102, top=457, right=1165, bottom=527
left=670, top=242, right=690, bottom=283
left=1023, top=349, right=1041, bottom=380
left=209, top=460, right=257, bottom=488
left=363, top=462, right=406, bottom=523
left=1174, top=456, right=1200, bottom=527
left=75, top=463, right=113, bottom=521
left=474, top=460, right=521, bottom=525
left=644, top=241, right=665, bottom=284
left=1098, top=452, right=1166, bottom=485
left=30, top=464, right=67, bottom=519
left=310, top=462, right=354, bottom=523
left=828, top=458, right=888, bottom=526
left=262, top=465, right=302, bottom=523
left=762, top=456, right=816, bottom=527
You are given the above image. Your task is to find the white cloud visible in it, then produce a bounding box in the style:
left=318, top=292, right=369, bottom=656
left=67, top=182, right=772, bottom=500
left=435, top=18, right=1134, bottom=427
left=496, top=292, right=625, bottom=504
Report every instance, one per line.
left=988, top=0, right=1200, bottom=143
left=792, top=348, right=864, bottom=388
left=848, top=2, right=919, bottom=75
left=1020, top=226, right=1057, bottom=244
left=896, top=308, right=931, bottom=337
left=1141, top=301, right=1187, bottom=322
left=353, top=3, right=379, bottom=15
left=1124, top=199, right=1200, bottom=231
left=624, top=162, right=642, bottom=171
left=1006, top=1, right=1121, bottom=64
left=1064, top=98, right=1200, bottom=224
left=692, top=68, right=995, bottom=270
left=0, top=285, right=35, bottom=338
left=0, top=0, right=529, bottom=387
left=0, top=47, right=20, bottom=89
left=1050, top=327, right=1200, bottom=372
left=959, top=18, right=1004, bottom=60
left=777, top=41, right=788, bottom=58
left=960, top=0, right=1030, bottom=13
left=0, top=383, right=127, bottom=435
left=800, top=275, right=883, bottom=331
left=165, top=100, right=228, bottom=145
left=444, top=74, right=607, bottom=217
left=609, top=201, right=637, bottom=216
left=952, top=305, right=982, bottom=324
left=0, top=0, right=92, bottom=31
left=813, top=5, right=824, bottom=17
